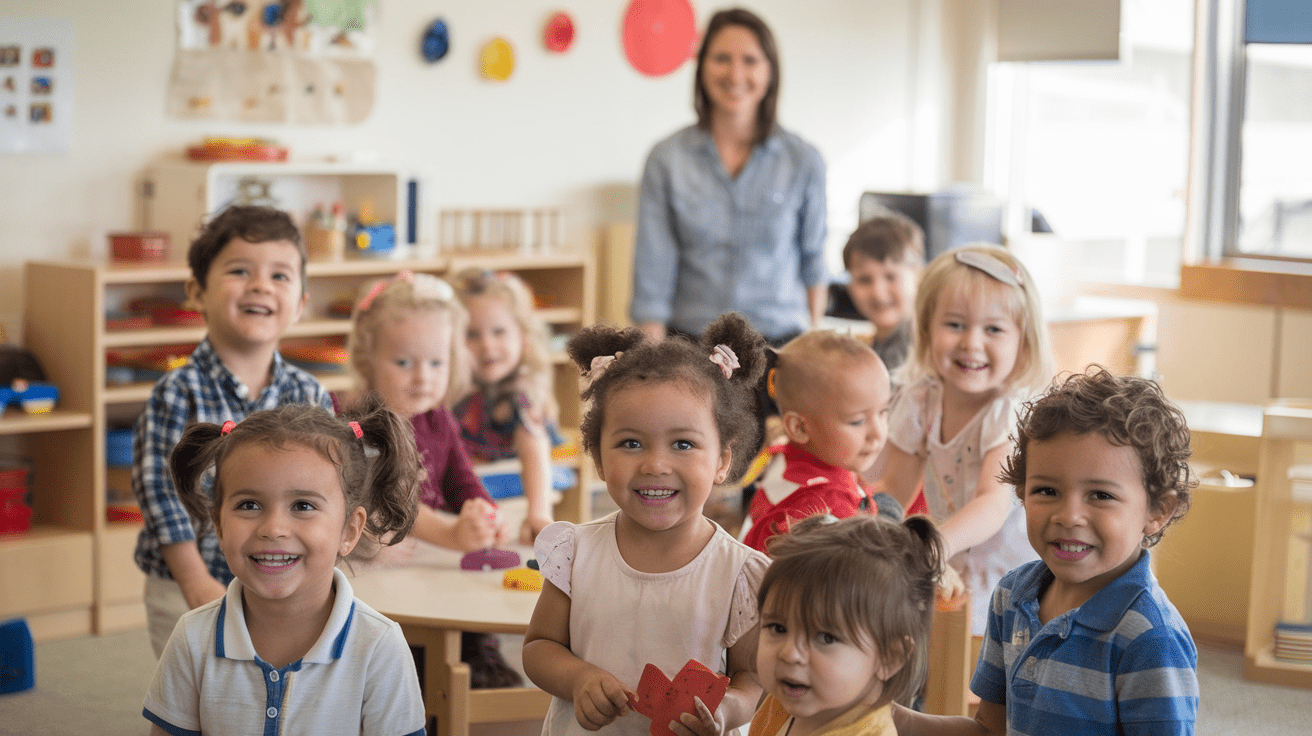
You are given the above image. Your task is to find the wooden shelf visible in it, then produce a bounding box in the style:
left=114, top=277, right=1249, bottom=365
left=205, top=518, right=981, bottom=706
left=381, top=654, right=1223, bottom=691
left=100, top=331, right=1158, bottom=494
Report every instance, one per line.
left=1246, top=643, right=1312, bottom=689
left=0, top=524, right=91, bottom=546
left=0, top=409, right=93, bottom=435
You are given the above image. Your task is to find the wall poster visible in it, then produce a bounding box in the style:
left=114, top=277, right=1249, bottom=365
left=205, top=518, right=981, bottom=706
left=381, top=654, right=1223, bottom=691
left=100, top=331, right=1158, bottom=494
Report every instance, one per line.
left=0, top=17, right=74, bottom=153
left=167, top=0, right=377, bottom=124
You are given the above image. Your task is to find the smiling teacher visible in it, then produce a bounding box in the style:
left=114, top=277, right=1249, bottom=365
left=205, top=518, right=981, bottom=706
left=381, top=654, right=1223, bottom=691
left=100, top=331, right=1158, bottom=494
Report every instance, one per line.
left=631, top=7, right=828, bottom=346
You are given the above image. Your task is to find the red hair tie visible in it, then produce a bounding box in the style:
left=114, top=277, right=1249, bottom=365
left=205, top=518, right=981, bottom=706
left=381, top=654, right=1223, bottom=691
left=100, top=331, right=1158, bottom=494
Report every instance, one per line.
left=348, top=421, right=363, bottom=439
left=220, top=420, right=236, bottom=436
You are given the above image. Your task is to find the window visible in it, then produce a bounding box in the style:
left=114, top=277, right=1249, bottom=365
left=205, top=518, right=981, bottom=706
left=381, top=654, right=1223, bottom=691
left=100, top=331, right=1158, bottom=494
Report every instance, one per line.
left=986, top=0, right=1195, bottom=286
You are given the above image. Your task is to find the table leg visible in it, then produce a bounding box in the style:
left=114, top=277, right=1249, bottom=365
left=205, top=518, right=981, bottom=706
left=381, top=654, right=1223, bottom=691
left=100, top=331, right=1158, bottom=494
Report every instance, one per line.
left=404, top=625, right=471, bottom=736
left=923, top=603, right=973, bottom=716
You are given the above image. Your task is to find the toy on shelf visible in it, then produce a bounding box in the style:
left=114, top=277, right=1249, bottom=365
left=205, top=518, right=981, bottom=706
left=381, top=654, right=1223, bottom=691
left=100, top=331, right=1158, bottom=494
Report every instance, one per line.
left=306, top=201, right=347, bottom=261
left=0, top=345, right=57, bottom=416
left=186, top=137, right=289, bottom=162
left=350, top=198, right=397, bottom=256
left=0, top=457, right=34, bottom=534
left=280, top=343, right=347, bottom=374
left=109, top=231, right=170, bottom=264
left=105, top=345, right=193, bottom=386
left=438, top=207, right=565, bottom=253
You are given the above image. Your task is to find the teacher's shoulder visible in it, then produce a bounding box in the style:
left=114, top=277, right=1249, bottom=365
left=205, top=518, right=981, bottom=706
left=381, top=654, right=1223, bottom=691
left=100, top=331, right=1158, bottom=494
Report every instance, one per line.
left=772, top=127, right=824, bottom=169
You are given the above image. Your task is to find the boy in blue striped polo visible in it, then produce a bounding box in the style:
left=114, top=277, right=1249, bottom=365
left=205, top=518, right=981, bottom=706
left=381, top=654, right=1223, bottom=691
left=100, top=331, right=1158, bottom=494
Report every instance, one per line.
left=894, top=368, right=1198, bottom=735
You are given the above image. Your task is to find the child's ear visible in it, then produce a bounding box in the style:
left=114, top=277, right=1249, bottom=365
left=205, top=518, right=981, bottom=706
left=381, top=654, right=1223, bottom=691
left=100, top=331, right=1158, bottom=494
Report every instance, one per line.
left=184, top=277, right=204, bottom=313
left=716, top=446, right=732, bottom=485
left=781, top=411, right=809, bottom=444
left=593, top=457, right=606, bottom=484
left=339, top=505, right=367, bottom=556
left=873, top=636, right=913, bottom=682
left=1143, top=495, right=1177, bottom=539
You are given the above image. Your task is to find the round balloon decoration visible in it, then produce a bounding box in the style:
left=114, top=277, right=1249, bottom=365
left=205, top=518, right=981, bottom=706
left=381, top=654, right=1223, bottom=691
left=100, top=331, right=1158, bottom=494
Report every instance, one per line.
left=480, top=37, right=515, bottom=81
left=544, top=12, right=575, bottom=53
left=421, top=19, right=450, bottom=63
left=622, top=0, right=697, bottom=77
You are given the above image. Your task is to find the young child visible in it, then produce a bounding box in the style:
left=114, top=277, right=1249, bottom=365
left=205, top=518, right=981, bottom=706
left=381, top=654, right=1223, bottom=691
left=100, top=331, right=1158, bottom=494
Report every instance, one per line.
left=345, top=270, right=521, bottom=688
left=892, top=369, right=1199, bottom=735
left=452, top=267, right=562, bottom=543
left=881, top=243, right=1054, bottom=636
left=523, top=313, right=770, bottom=736
left=752, top=513, right=945, bottom=736
left=842, top=213, right=925, bottom=375
left=143, top=396, right=426, bottom=736
left=740, top=331, right=898, bottom=552
left=132, top=204, right=334, bottom=658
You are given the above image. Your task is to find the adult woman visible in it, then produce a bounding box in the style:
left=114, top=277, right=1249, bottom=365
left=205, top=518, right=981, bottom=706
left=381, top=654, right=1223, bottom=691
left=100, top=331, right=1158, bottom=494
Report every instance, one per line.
left=630, top=7, right=828, bottom=346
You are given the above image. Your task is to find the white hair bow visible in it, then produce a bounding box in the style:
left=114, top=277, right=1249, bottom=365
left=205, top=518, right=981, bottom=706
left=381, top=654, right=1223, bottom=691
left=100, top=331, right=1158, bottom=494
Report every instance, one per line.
left=709, top=344, right=739, bottom=379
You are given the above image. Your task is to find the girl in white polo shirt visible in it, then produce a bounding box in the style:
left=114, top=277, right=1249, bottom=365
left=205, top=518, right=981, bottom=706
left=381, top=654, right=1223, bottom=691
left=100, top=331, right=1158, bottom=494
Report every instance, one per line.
left=143, top=395, right=425, bottom=736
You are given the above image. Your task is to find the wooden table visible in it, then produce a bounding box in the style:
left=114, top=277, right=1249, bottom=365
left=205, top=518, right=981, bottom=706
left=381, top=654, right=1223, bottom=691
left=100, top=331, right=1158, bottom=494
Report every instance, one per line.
left=347, top=542, right=549, bottom=736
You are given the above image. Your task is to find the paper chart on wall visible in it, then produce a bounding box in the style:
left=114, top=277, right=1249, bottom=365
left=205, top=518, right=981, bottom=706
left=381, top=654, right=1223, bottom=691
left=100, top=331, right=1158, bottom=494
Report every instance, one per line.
left=167, top=0, right=376, bottom=124
left=0, top=17, right=74, bottom=153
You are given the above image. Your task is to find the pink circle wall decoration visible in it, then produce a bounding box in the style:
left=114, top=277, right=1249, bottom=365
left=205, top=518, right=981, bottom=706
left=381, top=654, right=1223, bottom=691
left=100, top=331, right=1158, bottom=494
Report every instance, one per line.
left=622, top=0, right=697, bottom=77
left=544, top=12, right=575, bottom=53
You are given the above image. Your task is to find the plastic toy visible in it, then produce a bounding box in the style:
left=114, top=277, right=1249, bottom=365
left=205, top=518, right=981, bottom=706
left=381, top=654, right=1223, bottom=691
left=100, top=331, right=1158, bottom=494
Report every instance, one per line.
left=502, top=568, right=543, bottom=591
left=0, top=380, right=58, bottom=415
left=460, top=548, right=521, bottom=571
left=0, top=618, right=35, bottom=694
left=354, top=223, right=396, bottom=253
left=628, top=659, right=731, bottom=736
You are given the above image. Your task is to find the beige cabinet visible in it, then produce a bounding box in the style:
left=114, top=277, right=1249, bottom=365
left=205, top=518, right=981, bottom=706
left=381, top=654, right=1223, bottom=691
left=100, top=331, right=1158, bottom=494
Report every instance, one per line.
left=15, top=247, right=593, bottom=639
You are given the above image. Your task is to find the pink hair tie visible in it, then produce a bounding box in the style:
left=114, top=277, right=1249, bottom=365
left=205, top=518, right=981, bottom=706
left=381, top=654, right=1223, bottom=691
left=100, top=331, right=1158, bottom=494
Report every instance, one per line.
left=348, top=421, right=363, bottom=439
left=709, top=344, right=739, bottom=379
left=220, top=420, right=236, bottom=436
left=357, top=270, right=416, bottom=311
left=584, top=352, right=622, bottom=388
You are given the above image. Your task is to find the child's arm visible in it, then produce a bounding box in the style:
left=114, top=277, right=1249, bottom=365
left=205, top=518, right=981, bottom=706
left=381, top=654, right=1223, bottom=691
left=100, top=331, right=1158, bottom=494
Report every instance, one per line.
left=523, top=580, right=634, bottom=730
left=409, top=498, right=503, bottom=552
left=937, top=444, right=1016, bottom=558
left=1116, top=627, right=1199, bottom=735
left=149, top=725, right=169, bottom=735
left=880, top=444, right=927, bottom=510
left=891, top=700, right=1005, bottom=736
left=160, top=542, right=227, bottom=609
left=513, top=422, right=555, bottom=543
left=673, top=625, right=763, bottom=736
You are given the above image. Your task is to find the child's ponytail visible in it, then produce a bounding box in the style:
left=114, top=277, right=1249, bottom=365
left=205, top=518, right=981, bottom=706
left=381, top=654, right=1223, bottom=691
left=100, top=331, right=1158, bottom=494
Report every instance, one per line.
left=168, top=422, right=227, bottom=532
left=340, top=392, right=421, bottom=544
left=566, top=323, right=648, bottom=400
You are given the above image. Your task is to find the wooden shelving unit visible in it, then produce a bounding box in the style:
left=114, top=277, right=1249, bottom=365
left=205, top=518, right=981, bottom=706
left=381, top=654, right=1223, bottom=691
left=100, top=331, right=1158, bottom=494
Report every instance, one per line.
left=15, top=246, right=594, bottom=639
left=1245, top=402, right=1312, bottom=688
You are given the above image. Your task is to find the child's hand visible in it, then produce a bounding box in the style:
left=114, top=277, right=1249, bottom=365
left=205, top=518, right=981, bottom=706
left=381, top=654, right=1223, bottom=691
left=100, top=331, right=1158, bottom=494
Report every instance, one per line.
left=671, top=696, right=725, bottom=736
left=454, top=498, right=501, bottom=552
left=936, top=563, right=968, bottom=609
left=572, top=671, right=633, bottom=730
left=520, top=514, right=553, bottom=545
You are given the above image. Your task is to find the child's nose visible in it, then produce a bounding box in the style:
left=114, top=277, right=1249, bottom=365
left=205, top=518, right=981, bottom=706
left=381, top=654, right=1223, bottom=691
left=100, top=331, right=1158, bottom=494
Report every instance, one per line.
left=1053, top=498, right=1086, bottom=526
left=778, top=634, right=806, bottom=663
left=639, top=448, right=671, bottom=475
left=257, top=510, right=290, bottom=539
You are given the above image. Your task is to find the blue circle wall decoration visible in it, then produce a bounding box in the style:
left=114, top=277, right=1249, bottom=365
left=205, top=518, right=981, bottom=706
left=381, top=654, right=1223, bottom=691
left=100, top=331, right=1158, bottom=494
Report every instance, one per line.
left=422, top=18, right=450, bottom=63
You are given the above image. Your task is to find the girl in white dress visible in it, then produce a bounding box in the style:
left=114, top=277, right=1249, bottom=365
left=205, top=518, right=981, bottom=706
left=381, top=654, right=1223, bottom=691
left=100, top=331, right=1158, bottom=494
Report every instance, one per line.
left=524, top=313, right=770, bottom=736
left=881, top=244, right=1054, bottom=636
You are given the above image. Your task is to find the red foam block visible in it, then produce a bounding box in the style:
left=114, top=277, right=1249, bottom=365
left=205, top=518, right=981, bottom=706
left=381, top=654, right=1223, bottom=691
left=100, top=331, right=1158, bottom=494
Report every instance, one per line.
left=627, top=659, right=731, bottom=736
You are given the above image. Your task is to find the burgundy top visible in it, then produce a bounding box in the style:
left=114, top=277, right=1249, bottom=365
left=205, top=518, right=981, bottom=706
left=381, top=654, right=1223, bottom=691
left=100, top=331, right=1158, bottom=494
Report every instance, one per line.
left=410, top=406, right=493, bottom=513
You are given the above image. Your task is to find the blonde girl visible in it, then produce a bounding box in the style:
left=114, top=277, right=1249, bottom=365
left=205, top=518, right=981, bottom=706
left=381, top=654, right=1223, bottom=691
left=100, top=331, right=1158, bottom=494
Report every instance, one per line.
left=346, top=271, right=521, bottom=688
left=752, top=514, right=945, bottom=736
left=524, top=313, right=770, bottom=736
left=881, top=243, right=1054, bottom=636
left=144, top=396, right=425, bottom=736
left=452, top=267, right=561, bottom=543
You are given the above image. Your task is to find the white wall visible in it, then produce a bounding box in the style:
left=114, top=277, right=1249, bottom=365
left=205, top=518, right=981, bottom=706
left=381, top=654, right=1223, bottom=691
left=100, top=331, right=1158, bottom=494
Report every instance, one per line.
left=0, top=0, right=949, bottom=339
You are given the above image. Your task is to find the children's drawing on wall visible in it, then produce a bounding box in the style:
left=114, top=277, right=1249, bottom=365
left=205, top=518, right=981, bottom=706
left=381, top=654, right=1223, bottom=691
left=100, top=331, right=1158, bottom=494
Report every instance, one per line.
left=167, top=0, right=377, bottom=124
left=0, top=17, right=73, bottom=153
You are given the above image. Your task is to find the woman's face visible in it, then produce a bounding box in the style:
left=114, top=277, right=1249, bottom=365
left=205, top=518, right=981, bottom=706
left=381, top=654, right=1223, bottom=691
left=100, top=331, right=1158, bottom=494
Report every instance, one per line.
left=700, top=24, right=771, bottom=121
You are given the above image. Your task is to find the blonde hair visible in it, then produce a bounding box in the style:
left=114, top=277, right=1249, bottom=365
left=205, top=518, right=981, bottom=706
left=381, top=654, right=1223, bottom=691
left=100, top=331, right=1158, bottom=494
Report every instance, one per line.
left=772, top=331, right=884, bottom=414
left=900, top=243, right=1053, bottom=393
left=451, top=268, right=557, bottom=424
left=346, top=272, right=470, bottom=405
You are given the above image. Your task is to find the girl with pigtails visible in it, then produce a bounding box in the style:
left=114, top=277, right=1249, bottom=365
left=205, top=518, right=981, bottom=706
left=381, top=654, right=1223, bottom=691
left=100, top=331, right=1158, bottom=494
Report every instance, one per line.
left=142, top=395, right=426, bottom=736
left=523, top=313, right=771, bottom=736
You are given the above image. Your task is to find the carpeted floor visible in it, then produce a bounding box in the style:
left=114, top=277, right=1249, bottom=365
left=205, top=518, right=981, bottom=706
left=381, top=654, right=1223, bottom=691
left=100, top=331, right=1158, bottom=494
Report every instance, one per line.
left=1, top=626, right=1308, bottom=735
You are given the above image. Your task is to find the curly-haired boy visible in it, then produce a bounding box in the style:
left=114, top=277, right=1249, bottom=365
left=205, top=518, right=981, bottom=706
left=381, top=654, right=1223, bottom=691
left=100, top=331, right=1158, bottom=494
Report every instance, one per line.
left=895, top=368, right=1199, bottom=736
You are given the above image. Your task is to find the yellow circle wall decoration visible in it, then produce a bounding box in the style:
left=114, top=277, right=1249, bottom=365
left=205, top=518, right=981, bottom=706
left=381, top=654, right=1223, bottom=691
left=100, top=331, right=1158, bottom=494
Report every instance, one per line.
left=480, top=37, right=515, bottom=81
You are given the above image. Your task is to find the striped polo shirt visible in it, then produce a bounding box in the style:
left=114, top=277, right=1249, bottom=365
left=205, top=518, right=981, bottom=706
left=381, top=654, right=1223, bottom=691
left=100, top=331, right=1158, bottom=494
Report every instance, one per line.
left=971, top=551, right=1199, bottom=735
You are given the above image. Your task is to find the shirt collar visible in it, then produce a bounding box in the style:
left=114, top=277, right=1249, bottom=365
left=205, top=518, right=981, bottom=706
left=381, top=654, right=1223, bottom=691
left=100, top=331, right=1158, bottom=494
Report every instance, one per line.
left=691, top=124, right=784, bottom=159
left=780, top=442, right=859, bottom=492
left=193, top=337, right=290, bottom=403
left=1019, top=550, right=1154, bottom=634
left=215, top=568, right=357, bottom=663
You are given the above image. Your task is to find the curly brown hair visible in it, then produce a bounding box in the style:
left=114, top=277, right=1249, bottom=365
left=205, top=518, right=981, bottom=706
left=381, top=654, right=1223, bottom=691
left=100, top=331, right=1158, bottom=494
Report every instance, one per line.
left=759, top=514, right=945, bottom=708
left=187, top=205, right=305, bottom=290
left=999, top=367, right=1195, bottom=546
left=566, top=312, right=768, bottom=482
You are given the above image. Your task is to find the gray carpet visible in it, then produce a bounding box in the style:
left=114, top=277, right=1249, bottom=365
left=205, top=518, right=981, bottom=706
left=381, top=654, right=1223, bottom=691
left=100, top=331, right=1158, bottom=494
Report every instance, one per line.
left=0, top=628, right=1307, bottom=735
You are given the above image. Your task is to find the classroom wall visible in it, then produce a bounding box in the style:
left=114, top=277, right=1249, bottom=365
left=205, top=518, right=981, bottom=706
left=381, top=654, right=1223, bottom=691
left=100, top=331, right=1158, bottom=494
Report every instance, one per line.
left=0, top=0, right=959, bottom=340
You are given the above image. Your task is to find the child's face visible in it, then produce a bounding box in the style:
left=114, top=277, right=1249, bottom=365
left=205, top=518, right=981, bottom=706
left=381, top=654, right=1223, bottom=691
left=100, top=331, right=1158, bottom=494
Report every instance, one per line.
left=1022, top=431, right=1170, bottom=608
left=846, top=254, right=918, bottom=339
left=464, top=293, right=524, bottom=386
left=216, top=442, right=365, bottom=612
left=367, top=308, right=453, bottom=417
left=187, top=238, right=306, bottom=353
left=595, top=380, right=731, bottom=536
left=786, top=356, right=890, bottom=474
left=928, top=280, right=1022, bottom=401
left=757, top=591, right=897, bottom=733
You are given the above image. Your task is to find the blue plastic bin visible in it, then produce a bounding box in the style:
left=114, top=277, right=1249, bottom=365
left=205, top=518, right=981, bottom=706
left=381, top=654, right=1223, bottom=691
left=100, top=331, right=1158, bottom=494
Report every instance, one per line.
left=0, top=617, right=35, bottom=695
